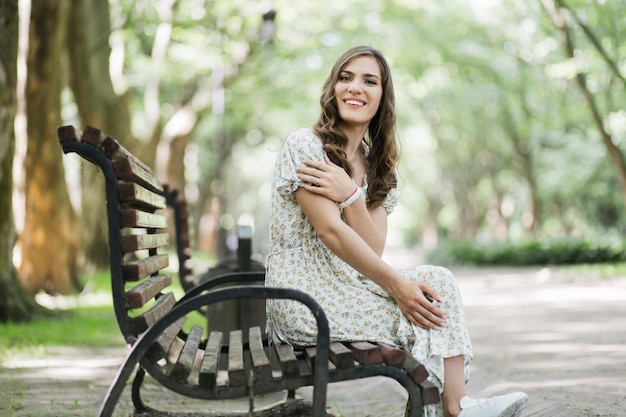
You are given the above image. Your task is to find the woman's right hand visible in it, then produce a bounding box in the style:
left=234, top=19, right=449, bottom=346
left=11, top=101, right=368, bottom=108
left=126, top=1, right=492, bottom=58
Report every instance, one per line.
left=296, top=157, right=356, bottom=203
left=393, top=280, right=447, bottom=330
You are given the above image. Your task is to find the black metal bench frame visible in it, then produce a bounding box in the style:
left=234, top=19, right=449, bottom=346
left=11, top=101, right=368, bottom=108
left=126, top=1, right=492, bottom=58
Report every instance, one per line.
left=57, top=124, right=440, bottom=417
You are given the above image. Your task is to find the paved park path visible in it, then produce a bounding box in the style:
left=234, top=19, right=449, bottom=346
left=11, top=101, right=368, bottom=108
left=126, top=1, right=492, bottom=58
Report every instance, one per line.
left=456, top=266, right=626, bottom=417
left=1, top=265, right=624, bottom=416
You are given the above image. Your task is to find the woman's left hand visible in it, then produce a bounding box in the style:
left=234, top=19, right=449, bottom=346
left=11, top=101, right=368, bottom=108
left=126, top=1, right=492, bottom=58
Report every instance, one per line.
left=393, top=280, right=446, bottom=330
left=297, top=157, right=356, bottom=203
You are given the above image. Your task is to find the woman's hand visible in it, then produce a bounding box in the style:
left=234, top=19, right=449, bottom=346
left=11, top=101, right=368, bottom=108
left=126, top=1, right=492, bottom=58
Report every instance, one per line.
left=393, top=280, right=447, bottom=330
left=297, top=157, right=356, bottom=203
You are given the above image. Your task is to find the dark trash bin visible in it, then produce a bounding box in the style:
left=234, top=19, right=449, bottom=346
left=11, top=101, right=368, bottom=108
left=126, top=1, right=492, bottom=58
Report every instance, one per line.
left=201, top=225, right=265, bottom=344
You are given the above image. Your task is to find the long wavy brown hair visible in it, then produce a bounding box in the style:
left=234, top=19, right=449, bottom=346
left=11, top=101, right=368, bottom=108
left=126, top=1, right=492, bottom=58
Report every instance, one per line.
left=314, top=46, right=399, bottom=209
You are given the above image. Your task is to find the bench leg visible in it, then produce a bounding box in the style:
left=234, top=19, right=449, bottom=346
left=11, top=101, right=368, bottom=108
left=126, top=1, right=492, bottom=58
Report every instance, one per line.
left=98, top=360, right=140, bottom=417
left=405, top=400, right=423, bottom=417
left=131, top=367, right=150, bottom=413
left=405, top=383, right=425, bottom=417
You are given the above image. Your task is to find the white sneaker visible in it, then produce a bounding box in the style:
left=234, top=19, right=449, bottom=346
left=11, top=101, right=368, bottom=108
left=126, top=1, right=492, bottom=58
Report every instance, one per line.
left=457, top=392, right=528, bottom=417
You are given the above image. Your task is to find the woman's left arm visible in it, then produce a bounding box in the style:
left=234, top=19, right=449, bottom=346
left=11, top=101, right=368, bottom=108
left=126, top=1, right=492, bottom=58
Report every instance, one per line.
left=341, top=199, right=387, bottom=257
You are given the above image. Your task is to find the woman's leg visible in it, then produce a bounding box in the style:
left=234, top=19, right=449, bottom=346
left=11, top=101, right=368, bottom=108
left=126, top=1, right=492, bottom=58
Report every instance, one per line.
left=442, top=355, right=466, bottom=417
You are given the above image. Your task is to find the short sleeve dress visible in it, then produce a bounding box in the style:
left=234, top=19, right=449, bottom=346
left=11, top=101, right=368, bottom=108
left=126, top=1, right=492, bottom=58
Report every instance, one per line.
left=266, top=127, right=473, bottom=417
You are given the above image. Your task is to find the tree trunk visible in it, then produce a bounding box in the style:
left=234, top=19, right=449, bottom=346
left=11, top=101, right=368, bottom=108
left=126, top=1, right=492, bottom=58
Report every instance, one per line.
left=165, top=134, right=191, bottom=192
left=66, top=0, right=133, bottom=269
left=0, top=0, right=48, bottom=321
left=19, top=0, right=81, bottom=295
left=192, top=129, right=235, bottom=252
left=500, top=95, right=541, bottom=236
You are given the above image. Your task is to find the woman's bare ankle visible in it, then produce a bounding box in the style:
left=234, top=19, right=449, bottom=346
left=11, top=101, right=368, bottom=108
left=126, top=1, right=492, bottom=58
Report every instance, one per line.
left=443, top=399, right=461, bottom=417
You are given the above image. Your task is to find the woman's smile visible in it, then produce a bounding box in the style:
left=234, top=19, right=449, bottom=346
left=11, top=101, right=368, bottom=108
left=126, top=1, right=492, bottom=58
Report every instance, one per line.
left=344, top=98, right=366, bottom=107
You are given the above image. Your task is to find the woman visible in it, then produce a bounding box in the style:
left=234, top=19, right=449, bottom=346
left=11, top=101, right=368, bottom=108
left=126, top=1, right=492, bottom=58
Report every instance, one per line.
left=265, top=45, right=527, bottom=417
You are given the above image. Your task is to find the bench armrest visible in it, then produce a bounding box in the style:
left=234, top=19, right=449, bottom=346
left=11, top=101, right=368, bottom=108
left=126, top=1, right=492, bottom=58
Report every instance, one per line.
left=178, top=271, right=266, bottom=303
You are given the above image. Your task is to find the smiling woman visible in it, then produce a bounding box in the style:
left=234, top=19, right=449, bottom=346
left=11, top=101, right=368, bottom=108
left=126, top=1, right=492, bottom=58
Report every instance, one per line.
left=265, top=45, right=528, bottom=417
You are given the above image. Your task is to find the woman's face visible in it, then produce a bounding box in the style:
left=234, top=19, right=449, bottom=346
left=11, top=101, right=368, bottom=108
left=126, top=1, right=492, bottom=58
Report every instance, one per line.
left=334, top=55, right=383, bottom=131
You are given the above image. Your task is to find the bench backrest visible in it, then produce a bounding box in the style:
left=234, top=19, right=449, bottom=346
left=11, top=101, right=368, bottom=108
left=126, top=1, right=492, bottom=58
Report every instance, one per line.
left=163, top=187, right=197, bottom=292
left=58, top=125, right=182, bottom=357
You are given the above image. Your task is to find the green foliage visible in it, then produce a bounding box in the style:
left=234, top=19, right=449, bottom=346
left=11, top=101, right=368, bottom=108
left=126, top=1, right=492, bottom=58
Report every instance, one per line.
left=426, top=237, right=626, bottom=266
left=72, top=0, right=626, bottom=252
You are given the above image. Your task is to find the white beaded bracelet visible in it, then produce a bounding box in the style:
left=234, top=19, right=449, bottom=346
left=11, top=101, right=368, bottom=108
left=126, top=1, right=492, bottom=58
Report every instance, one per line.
left=338, top=187, right=361, bottom=209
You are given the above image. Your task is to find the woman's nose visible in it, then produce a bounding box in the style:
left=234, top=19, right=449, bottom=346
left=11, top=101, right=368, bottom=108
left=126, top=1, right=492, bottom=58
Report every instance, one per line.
left=348, top=80, right=362, bottom=93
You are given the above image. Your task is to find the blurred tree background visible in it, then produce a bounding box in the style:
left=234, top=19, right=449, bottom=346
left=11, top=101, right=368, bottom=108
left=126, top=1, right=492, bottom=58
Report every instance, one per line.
left=2, top=0, right=626, bottom=320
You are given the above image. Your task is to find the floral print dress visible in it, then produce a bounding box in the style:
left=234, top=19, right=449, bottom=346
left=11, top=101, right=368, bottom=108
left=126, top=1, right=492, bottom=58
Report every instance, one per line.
left=265, top=127, right=473, bottom=417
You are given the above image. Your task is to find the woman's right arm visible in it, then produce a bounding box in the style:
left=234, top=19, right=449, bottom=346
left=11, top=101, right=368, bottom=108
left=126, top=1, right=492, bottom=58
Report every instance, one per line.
left=295, top=187, right=446, bottom=330
left=297, top=158, right=387, bottom=256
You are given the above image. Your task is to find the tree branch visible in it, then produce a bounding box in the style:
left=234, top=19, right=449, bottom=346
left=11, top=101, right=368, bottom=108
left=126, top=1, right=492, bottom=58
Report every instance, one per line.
left=543, top=0, right=626, bottom=207
left=555, top=0, right=626, bottom=89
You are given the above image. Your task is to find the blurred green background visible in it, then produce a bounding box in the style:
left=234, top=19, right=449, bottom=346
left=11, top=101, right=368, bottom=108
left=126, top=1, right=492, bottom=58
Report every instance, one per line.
left=2, top=0, right=626, bottom=323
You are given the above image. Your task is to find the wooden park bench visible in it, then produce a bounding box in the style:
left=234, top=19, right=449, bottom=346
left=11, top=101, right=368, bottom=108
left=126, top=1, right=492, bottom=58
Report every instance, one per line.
left=56, top=125, right=440, bottom=417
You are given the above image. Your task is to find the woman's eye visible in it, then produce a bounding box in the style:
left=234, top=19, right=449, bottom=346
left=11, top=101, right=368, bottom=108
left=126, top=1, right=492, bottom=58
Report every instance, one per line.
left=339, top=75, right=352, bottom=82
left=365, top=79, right=377, bottom=85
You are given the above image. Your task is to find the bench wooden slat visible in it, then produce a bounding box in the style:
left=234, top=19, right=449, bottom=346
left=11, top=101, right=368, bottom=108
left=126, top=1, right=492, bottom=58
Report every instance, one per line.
left=274, top=343, right=299, bottom=378
left=228, top=330, right=246, bottom=386
left=199, top=331, right=223, bottom=389
left=112, top=156, right=163, bottom=194
left=305, top=346, right=317, bottom=371
left=79, top=126, right=162, bottom=194
left=248, top=327, right=272, bottom=383
left=80, top=125, right=107, bottom=147
left=329, top=342, right=354, bottom=369
left=348, top=342, right=382, bottom=365
left=84, top=129, right=144, bottom=175
left=119, top=183, right=166, bottom=210
left=379, top=343, right=406, bottom=366
left=296, top=352, right=312, bottom=377
left=125, top=275, right=172, bottom=309
left=421, top=381, right=443, bottom=406
left=120, top=208, right=167, bottom=229
left=403, top=355, right=430, bottom=384
left=130, top=292, right=176, bottom=335
left=380, top=343, right=429, bottom=383
left=146, top=317, right=186, bottom=361
left=57, top=125, right=81, bottom=143
left=171, top=324, right=203, bottom=383
left=121, top=233, right=170, bottom=253
left=123, top=253, right=169, bottom=281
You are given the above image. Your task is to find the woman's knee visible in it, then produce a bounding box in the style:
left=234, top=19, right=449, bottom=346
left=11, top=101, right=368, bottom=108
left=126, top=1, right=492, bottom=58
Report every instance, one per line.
left=433, top=266, right=457, bottom=285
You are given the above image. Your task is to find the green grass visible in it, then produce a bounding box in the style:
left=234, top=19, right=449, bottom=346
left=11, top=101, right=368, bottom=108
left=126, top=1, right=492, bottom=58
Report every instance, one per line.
left=0, top=265, right=212, bottom=361
left=0, top=270, right=122, bottom=359
left=0, top=305, right=120, bottom=351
